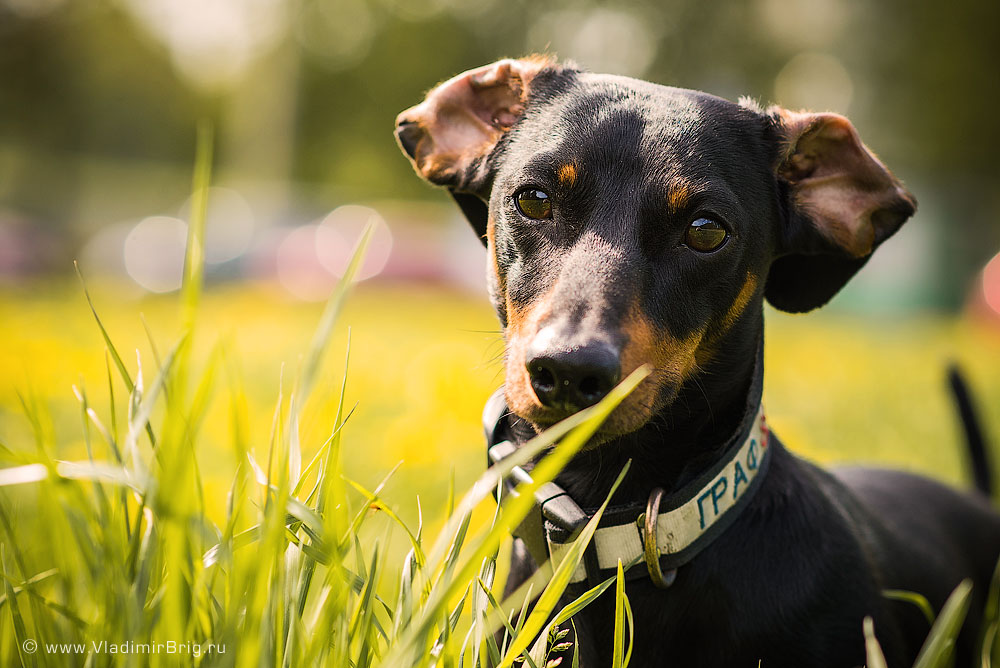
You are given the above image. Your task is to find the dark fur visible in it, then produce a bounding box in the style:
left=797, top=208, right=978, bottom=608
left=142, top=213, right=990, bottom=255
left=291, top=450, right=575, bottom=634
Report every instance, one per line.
left=396, top=63, right=1000, bottom=667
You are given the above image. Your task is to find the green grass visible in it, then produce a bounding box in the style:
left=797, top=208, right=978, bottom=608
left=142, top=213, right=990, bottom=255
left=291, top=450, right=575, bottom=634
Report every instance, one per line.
left=1, top=135, right=1000, bottom=665
left=0, top=225, right=643, bottom=666
left=4, top=291, right=998, bottom=667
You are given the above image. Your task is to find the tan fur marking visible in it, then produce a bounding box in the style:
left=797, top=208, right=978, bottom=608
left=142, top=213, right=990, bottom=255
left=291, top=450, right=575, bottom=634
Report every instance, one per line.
left=610, top=303, right=706, bottom=434
left=720, top=272, right=759, bottom=333
left=557, top=163, right=577, bottom=188
left=503, top=285, right=559, bottom=418
left=504, top=294, right=708, bottom=438
left=698, top=272, right=760, bottom=363
left=667, top=181, right=691, bottom=214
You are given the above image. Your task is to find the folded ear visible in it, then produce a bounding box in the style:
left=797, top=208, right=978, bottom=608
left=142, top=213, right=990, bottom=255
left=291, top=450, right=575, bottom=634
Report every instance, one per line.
left=394, top=57, right=555, bottom=192
left=765, top=108, right=917, bottom=312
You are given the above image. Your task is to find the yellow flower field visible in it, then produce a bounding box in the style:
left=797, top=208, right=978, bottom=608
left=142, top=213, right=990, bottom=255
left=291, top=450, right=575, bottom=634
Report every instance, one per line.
left=1, top=277, right=999, bottom=666
left=2, top=280, right=998, bottom=524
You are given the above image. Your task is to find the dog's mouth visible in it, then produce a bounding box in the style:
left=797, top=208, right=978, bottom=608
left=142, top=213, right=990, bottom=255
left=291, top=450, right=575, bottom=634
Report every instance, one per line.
left=504, top=335, right=700, bottom=444
left=500, top=294, right=708, bottom=445
left=508, top=376, right=683, bottom=441
left=514, top=402, right=668, bottom=448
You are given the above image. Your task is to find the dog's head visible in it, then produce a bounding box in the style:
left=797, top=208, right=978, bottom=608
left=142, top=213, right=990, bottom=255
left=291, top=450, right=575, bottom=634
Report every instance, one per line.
left=395, top=58, right=916, bottom=439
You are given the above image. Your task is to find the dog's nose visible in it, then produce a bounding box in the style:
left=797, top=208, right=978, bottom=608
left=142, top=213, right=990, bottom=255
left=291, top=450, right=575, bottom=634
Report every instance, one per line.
left=526, top=334, right=621, bottom=412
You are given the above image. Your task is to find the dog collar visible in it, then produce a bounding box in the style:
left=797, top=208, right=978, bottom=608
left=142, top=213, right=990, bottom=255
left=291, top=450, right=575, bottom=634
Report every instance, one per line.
left=484, top=344, right=770, bottom=589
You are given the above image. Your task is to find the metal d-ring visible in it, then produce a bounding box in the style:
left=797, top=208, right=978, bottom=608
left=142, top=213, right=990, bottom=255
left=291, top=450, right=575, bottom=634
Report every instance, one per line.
left=640, top=487, right=677, bottom=588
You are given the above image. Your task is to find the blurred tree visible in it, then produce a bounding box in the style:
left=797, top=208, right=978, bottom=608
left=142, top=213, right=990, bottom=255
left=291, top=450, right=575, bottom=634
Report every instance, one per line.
left=0, top=3, right=214, bottom=221
left=0, top=0, right=996, bottom=306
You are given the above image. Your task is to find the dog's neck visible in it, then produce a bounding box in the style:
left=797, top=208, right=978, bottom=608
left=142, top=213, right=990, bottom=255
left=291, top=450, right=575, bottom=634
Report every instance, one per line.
left=508, top=311, right=765, bottom=509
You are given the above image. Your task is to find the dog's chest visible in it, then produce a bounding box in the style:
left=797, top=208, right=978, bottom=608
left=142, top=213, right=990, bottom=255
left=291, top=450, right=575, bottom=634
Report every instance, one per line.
left=564, top=568, right=870, bottom=668
left=539, top=458, right=884, bottom=667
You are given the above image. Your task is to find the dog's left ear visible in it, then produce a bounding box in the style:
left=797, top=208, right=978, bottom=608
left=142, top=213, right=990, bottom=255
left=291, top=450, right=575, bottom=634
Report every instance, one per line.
left=764, top=108, right=917, bottom=312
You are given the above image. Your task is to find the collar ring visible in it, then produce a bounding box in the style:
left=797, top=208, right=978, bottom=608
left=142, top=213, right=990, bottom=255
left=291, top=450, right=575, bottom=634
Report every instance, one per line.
left=641, top=487, right=677, bottom=588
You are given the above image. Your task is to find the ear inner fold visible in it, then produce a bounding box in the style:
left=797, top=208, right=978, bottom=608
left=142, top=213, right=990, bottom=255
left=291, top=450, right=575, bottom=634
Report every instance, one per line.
left=764, top=108, right=917, bottom=313
left=775, top=109, right=917, bottom=258
left=394, top=57, right=555, bottom=189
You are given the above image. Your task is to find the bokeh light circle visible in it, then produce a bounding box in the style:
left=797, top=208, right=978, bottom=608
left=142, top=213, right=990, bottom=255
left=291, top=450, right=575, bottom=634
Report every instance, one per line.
left=982, top=251, right=1000, bottom=316
left=774, top=52, right=853, bottom=113
left=179, top=187, right=255, bottom=264
left=316, top=205, right=393, bottom=281
left=123, top=216, right=188, bottom=293
left=276, top=224, right=337, bottom=301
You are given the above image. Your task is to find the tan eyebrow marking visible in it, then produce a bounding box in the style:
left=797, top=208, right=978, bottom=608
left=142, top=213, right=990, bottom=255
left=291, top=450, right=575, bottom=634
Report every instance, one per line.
left=557, top=163, right=577, bottom=188
left=667, top=180, right=692, bottom=214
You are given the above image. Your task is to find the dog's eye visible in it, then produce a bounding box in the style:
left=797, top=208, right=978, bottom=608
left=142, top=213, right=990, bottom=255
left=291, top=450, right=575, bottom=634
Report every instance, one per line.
left=514, top=188, right=552, bottom=220
left=684, top=218, right=728, bottom=252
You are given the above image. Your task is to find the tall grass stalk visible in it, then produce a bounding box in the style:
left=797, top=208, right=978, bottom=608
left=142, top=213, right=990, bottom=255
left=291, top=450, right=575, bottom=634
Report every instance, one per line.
left=0, top=129, right=640, bottom=667
left=0, top=131, right=994, bottom=668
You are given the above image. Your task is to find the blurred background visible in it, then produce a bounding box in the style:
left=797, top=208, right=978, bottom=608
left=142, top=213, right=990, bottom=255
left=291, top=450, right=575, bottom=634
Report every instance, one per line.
left=1, top=0, right=999, bottom=309
left=1, top=0, right=999, bottom=519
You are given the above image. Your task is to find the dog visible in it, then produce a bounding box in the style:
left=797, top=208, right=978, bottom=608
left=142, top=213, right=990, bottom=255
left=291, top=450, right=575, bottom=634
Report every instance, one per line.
left=394, top=56, right=1000, bottom=667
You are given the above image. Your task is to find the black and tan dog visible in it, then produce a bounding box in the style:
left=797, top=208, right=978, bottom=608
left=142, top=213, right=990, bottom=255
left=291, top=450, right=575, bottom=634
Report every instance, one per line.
left=394, top=57, right=1000, bottom=667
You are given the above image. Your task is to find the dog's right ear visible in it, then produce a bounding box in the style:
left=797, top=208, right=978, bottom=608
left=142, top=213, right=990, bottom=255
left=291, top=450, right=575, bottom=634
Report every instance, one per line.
left=394, top=57, right=556, bottom=243
left=394, top=57, right=553, bottom=189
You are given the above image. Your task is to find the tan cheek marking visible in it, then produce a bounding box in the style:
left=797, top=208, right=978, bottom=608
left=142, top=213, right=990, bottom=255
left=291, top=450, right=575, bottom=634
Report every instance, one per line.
left=720, top=272, right=759, bottom=333
left=697, top=271, right=760, bottom=365
left=503, top=284, right=559, bottom=417
left=698, top=272, right=760, bottom=365
left=620, top=305, right=705, bottom=381
left=667, top=181, right=691, bottom=214
left=557, top=163, right=577, bottom=188
left=612, top=303, right=705, bottom=432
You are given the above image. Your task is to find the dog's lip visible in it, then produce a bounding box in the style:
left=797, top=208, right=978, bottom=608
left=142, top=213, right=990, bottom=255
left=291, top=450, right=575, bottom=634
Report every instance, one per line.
left=520, top=411, right=644, bottom=440
left=510, top=386, right=678, bottom=443
left=505, top=375, right=679, bottom=443
left=527, top=420, right=640, bottom=451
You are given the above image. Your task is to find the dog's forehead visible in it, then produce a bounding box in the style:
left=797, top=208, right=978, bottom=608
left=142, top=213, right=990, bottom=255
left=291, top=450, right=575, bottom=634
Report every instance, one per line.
left=568, top=74, right=723, bottom=127
left=542, top=74, right=750, bottom=140
left=504, top=71, right=766, bottom=182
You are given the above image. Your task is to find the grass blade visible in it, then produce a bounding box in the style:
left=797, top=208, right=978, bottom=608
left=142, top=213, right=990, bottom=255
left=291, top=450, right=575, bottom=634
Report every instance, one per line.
left=297, top=226, right=374, bottom=410
left=381, top=368, right=647, bottom=667
left=884, top=589, right=935, bottom=626
left=75, top=262, right=135, bottom=393
left=612, top=559, right=627, bottom=668
left=913, top=579, right=973, bottom=668
left=180, top=120, right=214, bottom=331
left=1, top=547, right=33, bottom=668
left=496, top=461, right=632, bottom=668
left=0, top=465, right=48, bottom=487
left=864, top=616, right=889, bottom=668
left=978, top=555, right=1000, bottom=664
